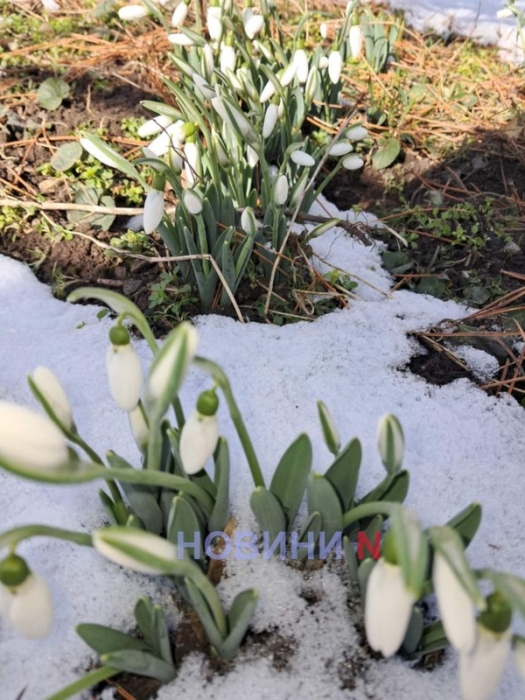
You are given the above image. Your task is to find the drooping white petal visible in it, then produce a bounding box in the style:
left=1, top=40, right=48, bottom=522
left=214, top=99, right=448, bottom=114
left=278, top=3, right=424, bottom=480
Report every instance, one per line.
left=143, top=189, right=165, bottom=234
left=0, top=402, right=69, bottom=471
left=118, top=5, right=149, bottom=21
left=207, top=6, right=223, bottom=41
left=0, top=584, right=14, bottom=616
left=328, top=51, right=343, bottom=84
left=184, top=141, right=200, bottom=185
left=263, top=104, right=279, bottom=138
left=328, top=141, right=353, bottom=156
left=167, top=32, right=195, bottom=46
left=293, top=49, right=309, bottom=84
left=171, top=1, right=188, bottom=27
left=32, top=366, right=73, bottom=430
left=244, top=14, right=264, bottom=39
left=220, top=44, right=237, bottom=73
left=290, top=150, right=315, bottom=167
left=342, top=154, right=364, bottom=170
left=349, top=24, right=363, bottom=60
left=460, top=624, right=512, bottom=700
left=320, top=22, right=328, bottom=40
left=137, top=115, right=173, bottom=139
left=106, top=343, right=143, bottom=412
left=273, top=174, right=289, bottom=206
left=280, top=62, right=297, bottom=87
left=433, top=553, right=477, bottom=653
left=8, top=574, right=53, bottom=638
left=93, top=528, right=180, bottom=574
left=259, top=80, right=276, bottom=104
left=179, top=411, right=219, bottom=474
left=183, top=189, right=203, bottom=215
left=364, top=558, right=415, bottom=658
left=346, top=125, right=368, bottom=141
left=319, top=56, right=329, bottom=70
left=246, top=145, right=259, bottom=168
left=128, top=405, right=149, bottom=452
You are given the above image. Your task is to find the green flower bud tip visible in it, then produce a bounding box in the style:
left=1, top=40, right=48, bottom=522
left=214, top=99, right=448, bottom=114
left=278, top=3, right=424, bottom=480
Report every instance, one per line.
left=181, top=122, right=197, bottom=140
left=479, top=592, right=512, bottom=633
left=382, top=530, right=397, bottom=565
left=0, top=555, right=30, bottom=588
left=152, top=174, right=166, bottom=192
left=109, top=325, right=130, bottom=346
left=196, top=389, right=219, bottom=416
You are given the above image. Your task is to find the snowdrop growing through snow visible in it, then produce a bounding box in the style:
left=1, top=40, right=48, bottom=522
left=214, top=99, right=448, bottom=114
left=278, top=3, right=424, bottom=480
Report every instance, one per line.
left=93, top=527, right=180, bottom=574
left=180, top=390, right=220, bottom=475
left=377, top=413, right=404, bottom=473
left=118, top=4, right=149, bottom=21
left=0, top=555, right=53, bottom=638
left=106, top=325, right=143, bottom=413
left=30, top=366, right=73, bottom=430
left=263, top=103, right=279, bottom=138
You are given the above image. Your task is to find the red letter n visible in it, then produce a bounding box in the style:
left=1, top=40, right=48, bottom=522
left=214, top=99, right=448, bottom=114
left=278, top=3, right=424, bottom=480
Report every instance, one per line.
left=357, top=531, right=381, bottom=560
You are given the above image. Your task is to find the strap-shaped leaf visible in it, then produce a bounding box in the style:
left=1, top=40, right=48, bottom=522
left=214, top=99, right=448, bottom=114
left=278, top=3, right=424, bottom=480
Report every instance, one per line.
left=250, top=487, right=286, bottom=544
left=220, top=589, right=259, bottom=660
left=270, top=434, right=312, bottom=532
left=208, top=437, right=230, bottom=532
left=167, top=496, right=204, bottom=561
left=358, top=470, right=409, bottom=506
left=391, top=506, right=428, bottom=598
left=343, top=535, right=359, bottom=581
left=76, top=623, right=150, bottom=655
left=325, top=437, right=362, bottom=511
left=446, top=502, right=482, bottom=548
left=401, top=607, right=424, bottom=656
left=79, top=134, right=146, bottom=187
left=429, top=525, right=485, bottom=609
left=98, top=489, right=119, bottom=526
left=361, top=514, right=383, bottom=560
left=480, top=570, right=525, bottom=620
left=100, top=650, right=175, bottom=683
left=184, top=578, right=224, bottom=650
left=134, top=597, right=156, bottom=648
left=411, top=620, right=449, bottom=658
left=152, top=604, right=174, bottom=666
left=298, top=511, right=322, bottom=550
left=307, top=473, right=343, bottom=542
left=358, top=558, right=376, bottom=604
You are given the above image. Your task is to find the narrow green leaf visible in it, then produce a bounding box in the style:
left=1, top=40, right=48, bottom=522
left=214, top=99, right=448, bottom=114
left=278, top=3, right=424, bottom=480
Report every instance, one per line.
left=184, top=578, right=224, bottom=650
left=98, top=489, right=119, bottom=525
left=208, top=437, right=230, bottom=532
left=221, top=589, right=259, bottom=660
left=250, top=487, right=286, bottom=544
left=306, top=473, right=343, bottom=542
left=401, top=607, right=424, bottom=655
left=270, top=433, right=312, bottom=532
left=343, top=535, right=359, bottom=581
left=45, top=666, right=119, bottom=700
left=101, top=650, right=175, bottom=683
left=480, top=570, right=525, bottom=620
left=152, top=605, right=174, bottom=666
left=167, top=495, right=204, bottom=560
left=134, top=597, right=155, bottom=648
left=358, top=470, right=409, bottom=506
left=446, top=502, right=482, bottom=548
left=76, top=623, right=150, bottom=655
left=325, top=437, right=362, bottom=511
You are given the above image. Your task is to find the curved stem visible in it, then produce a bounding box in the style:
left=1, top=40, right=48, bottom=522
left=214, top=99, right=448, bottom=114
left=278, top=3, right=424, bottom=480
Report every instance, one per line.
left=342, top=501, right=395, bottom=529
left=45, top=666, right=119, bottom=700
left=0, top=525, right=93, bottom=551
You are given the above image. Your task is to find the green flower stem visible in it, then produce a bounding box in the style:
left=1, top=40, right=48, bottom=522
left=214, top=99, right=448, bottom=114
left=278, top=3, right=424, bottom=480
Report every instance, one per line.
left=45, top=665, right=119, bottom=700
left=193, top=357, right=265, bottom=489
left=342, top=501, right=395, bottom=530
left=0, top=524, right=93, bottom=552
left=191, top=568, right=228, bottom=637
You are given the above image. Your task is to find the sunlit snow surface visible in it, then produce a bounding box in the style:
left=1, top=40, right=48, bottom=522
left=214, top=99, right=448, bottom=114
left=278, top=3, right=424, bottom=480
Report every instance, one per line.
left=1, top=195, right=524, bottom=699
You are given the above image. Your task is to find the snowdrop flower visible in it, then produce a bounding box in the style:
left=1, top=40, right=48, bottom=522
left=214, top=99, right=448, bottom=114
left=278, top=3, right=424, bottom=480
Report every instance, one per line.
left=514, top=637, right=525, bottom=679
left=279, top=61, right=297, bottom=87
left=128, top=404, right=149, bottom=453
left=346, top=125, right=368, bottom=141
left=180, top=390, right=220, bottom=475
left=460, top=607, right=512, bottom=700
left=0, top=556, right=53, bottom=638
left=183, top=189, right=203, bottom=215
left=433, top=553, right=477, bottom=653
left=167, top=32, right=195, bottom=46
left=31, top=366, right=73, bottom=430
left=106, top=326, right=143, bottom=413
left=244, top=12, right=264, bottom=39
left=320, top=22, right=328, bottom=40
left=319, top=56, right=329, bottom=70
left=342, top=154, right=364, bottom=170
left=143, top=177, right=165, bottom=234
left=220, top=43, right=237, bottom=73
left=328, top=140, right=353, bottom=156
left=207, top=5, right=223, bottom=41
left=377, top=413, right=404, bottom=473
left=349, top=22, right=363, bottom=60
left=293, top=48, right=309, bottom=84
left=241, top=207, right=258, bottom=235
left=273, top=174, right=289, bottom=206
left=202, top=43, right=215, bottom=80
left=41, top=0, right=61, bottom=11
left=305, top=66, right=320, bottom=103
left=260, top=79, right=276, bottom=104
left=364, top=552, right=415, bottom=657
left=247, top=145, right=259, bottom=168
left=80, top=137, right=118, bottom=168
left=328, top=50, right=343, bottom=84
left=193, top=73, right=215, bottom=100
left=118, top=4, right=149, bottom=21
left=0, top=402, right=69, bottom=471
left=497, top=7, right=514, bottom=18
left=290, top=150, right=315, bottom=167
left=184, top=140, right=200, bottom=185
left=263, top=103, right=279, bottom=138
left=146, top=120, right=185, bottom=158
left=93, top=527, right=180, bottom=574
left=171, top=0, right=189, bottom=27
left=138, top=115, right=173, bottom=139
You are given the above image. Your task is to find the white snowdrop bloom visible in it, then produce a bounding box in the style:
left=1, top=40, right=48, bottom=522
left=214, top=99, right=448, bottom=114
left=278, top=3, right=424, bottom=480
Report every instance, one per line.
left=290, top=150, right=315, bottom=167
left=31, top=366, right=73, bottom=430
left=184, top=141, right=200, bottom=185
left=433, top=553, right=477, bottom=653
left=167, top=32, right=195, bottom=46
left=41, top=0, right=61, bottom=11
left=460, top=623, right=512, bottom=700
left=224, top=68, right=243, bottom=93
left=346, top=125, right=368, bottom=141
left=128, top=405, right=149, bottom=452
left=268, top=165, right=279, bottom=181
left=377, top=413, right=404, bottom=473
left=169, top=144, right=184, bottom=172
left=247, top=145, right=259, bottom=168
left=319, top=56, right=329, bottom=70
left=1, top=574, right=53, bottom=638
left=290, top=175, right=308, bottom=207
left=138, top=115, right=173, bottom=139
left=106, top=328, right=143, bottom=413
left=93, top=528, right=180, bottom=575
left=273, top=174, right=289, bottom=206
left=320, top=22, right=328, bottom=40
left=211, top=129, right=229, bottom=167
left=202, top=43, right=215, bottom=79
left=171, top=1, right=188, bottom=27
left=118, top=4, right=149, bottom=21
left=244, top=14, right=264, bottom=39
left=183, top=189, right=203, bottom=215
left=293, top=49, right=309, bottom=83
left=0, top=402, right=69, bottom=471
left=364, top=558, right=415, bottom=658
left=259, top=80, right=276, bottom=104
left=328, top=51, right=343, bottom=84
left=349, top=24, right=363, bottom=60
left=193, top=73, right=215, bottom=100
left=220, top=44, right=236, bottom=73
left=207, top=6, right=223, bottom=41
left=263, top=104, right=279, bottom=138
left=342, top=154, right=364, bottom=170
left=80, top=137, right=118, bottom=168
left=241, top=207, right=258, bottom=235
left=514, top=638, right=525, bottom=679
left=211, top=96, right=232, bottom=126
left=143, top=188, right=165, bottom=234
left=328, top=140, right=353, bottom=156
left=496, top=7, right=514, bottom=18
left=180, top=390, right=220, bottom=475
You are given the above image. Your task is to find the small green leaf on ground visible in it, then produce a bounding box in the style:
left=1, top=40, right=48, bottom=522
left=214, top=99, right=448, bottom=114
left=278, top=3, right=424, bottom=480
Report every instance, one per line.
left=50, top=142, right=83, bottom=172
left=37, top=78, right=70, bottom=111
left=372, top=137, right=401, bottom=170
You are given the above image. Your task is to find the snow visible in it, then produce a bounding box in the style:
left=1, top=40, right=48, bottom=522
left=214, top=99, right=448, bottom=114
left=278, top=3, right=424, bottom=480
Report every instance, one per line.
left=1, top=191, right=524, bottom=700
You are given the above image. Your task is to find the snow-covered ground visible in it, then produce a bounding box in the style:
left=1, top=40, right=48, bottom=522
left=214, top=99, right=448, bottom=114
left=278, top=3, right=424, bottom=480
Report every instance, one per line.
left=1, top=192, right=524, bottom=700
